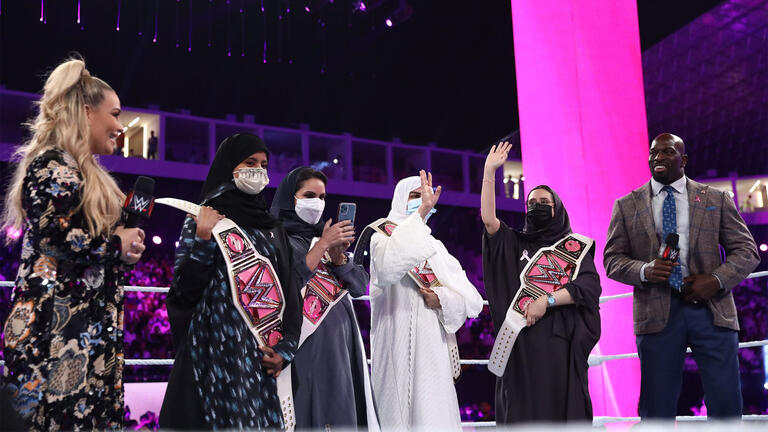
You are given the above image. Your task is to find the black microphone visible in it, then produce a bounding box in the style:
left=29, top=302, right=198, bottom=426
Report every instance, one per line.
left=658, top=233, right=680, bottom=262
left=123, top=176, right=155, bottom=228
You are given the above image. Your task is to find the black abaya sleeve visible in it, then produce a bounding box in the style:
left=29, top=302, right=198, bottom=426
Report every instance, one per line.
left=330, top=260, right=370, bottom=298
left=562, top=248, right=602, bottom=420
left=166, top=216, right=217, bottom=350
left=562, top=246, right=602, bottom=313
left=482, top=220, right=524, bottom=332
left=287, top=235, right=315, bottom=288
left=288, top=233, right=370, bottom=298
left=271, top=227, right=303, bottom=367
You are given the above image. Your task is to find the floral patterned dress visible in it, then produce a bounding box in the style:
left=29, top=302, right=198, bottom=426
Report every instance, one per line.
left=2, top=148, right=126, bottom=430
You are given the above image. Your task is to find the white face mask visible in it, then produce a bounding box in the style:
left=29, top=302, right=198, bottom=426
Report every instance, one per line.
left=295, top=197, right=325, bottom=225
left=233, top=167, right=269, bottom=195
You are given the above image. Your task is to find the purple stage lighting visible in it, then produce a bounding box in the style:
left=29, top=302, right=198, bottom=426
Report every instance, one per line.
left=760, top=244, right=767, bottom=252
left=6, top=227, right=22, bottom=240
left=152, top=235, right=162, bottom=245
left=385, top=18, right=393, bottom=27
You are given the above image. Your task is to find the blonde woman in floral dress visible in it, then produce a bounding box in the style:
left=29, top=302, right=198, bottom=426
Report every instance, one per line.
left=1, top=57, right=145, bottom=430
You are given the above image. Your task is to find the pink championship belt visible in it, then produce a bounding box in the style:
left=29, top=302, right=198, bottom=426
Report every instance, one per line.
left=487, top=233, right=594, bottom=377
left=301, top=242, right=382, bottom=431
left=361, top=218, right=461, bottom=381
left=298, top=238, right=348, bottom=347
left=407, top=260, right=461, bottom=381
left=155, top=198, right=296, bottom=431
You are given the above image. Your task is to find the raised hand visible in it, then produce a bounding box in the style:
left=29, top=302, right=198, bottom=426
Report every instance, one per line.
left=484, top=141, right=512, bottom=174
left=417, top=169, right=442, bottom=219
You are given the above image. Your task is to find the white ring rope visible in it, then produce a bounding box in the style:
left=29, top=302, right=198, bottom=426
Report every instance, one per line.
left=588, top=340, right=768, bottom=366
left=124, top=286, right=171, bottom=293
left=1, top=267, right=767, bottom=299
left=599, top=293, right=632, bottom=303
left=747, top=270, right=768, bottom=279
left=0, top=270, right=767, bottom=369
left=125, top=359, right=175, bottom=366
left=592, top=415, right=768, bottom=425
left=4, top=340, right=766, bottom=369
left=463, top=415, right=768, bottom=427
left=0, top=273, right=767, bottom=426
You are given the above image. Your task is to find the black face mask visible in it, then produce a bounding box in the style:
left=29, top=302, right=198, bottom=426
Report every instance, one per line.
left=526, top=203, right=553, bottom=230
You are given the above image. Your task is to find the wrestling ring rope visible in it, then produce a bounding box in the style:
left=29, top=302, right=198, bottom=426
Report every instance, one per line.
left=1, top=269, right=767, bottom=426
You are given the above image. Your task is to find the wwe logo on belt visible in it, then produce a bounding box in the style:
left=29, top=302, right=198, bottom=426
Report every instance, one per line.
left=529, top=253, right=570, bottom=287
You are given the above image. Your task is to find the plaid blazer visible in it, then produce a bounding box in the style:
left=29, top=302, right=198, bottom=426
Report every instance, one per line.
left=604, top=179, right=759, bottom=335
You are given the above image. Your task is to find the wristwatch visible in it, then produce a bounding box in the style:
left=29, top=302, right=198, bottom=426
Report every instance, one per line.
left=546, top=292, right=556, bottom=307
left=332, top=252, right=349, bottom=266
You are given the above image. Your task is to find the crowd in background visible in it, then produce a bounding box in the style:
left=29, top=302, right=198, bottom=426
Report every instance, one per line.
left=1, top=209, right=767, bottom=426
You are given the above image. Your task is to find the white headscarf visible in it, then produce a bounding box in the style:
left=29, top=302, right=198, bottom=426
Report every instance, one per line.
left=386, top=176, right=422, bottom=224
left=384, top=176, right=484, bottom=331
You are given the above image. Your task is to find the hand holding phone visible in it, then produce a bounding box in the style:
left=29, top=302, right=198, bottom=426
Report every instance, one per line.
left=337, top=202, right=357, bottom=225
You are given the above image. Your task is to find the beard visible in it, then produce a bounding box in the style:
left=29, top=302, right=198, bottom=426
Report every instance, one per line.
left=650, top=163, right=680, bottom=184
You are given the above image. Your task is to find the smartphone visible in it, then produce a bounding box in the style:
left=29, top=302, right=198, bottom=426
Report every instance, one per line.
left=337, top=202, right=357, bottom=225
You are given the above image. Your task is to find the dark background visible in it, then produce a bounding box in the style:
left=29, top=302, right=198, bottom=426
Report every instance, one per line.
left=0, top=0, right=722, bottom=154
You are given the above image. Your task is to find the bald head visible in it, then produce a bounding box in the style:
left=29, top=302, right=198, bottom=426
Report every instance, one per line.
left=649, top=133, right=688, bottom=184
left=652, top=133, right=686, bottom=154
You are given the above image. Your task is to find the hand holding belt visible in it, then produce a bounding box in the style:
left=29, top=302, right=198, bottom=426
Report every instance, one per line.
left=156, top=198, right=296, bottom=431
left=298, top=238, right=349, bottom=347
left=408, top=260, right=461, bottom=382
left=358, top=218, right=462, bottom=382
left=487, top=233, right=594, bottom=377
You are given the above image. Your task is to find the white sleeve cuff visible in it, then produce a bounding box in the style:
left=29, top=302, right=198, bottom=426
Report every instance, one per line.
left=712, top=273, right=725, bottom=290
left=640, top=262, right=649, bottom=282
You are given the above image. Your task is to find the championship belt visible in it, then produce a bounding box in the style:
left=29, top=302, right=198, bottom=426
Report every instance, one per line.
left=358, top=218, right=461, bottom=381
left=298, top=238, right=348, bottom=347
left=487, top=233, right=594, bottom=377
left=352, top=218, right=397, bottom=265
left=408, top=260, right=461, bottom=382
left=155, top=198, right=296, bottom=431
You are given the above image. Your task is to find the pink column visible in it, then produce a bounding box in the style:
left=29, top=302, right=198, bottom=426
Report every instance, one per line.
left=510, top=0, right=649, bottom=417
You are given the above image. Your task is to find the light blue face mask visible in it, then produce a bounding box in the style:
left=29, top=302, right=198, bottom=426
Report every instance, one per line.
left=406, top=197, right=437, bottom=222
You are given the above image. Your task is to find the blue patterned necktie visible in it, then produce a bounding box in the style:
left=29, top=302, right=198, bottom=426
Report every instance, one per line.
left=662, top=185, right=683, bottom=290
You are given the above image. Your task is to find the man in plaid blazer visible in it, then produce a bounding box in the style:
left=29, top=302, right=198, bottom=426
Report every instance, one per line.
left=604, top=133, right=759, bottom=419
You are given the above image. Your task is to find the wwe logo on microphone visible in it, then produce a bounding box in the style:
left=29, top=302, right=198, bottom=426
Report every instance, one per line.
left=125, top=191, right=155, bottom=216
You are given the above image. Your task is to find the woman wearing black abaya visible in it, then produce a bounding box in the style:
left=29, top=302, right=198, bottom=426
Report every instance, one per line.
left=480, top=142, right=601, bottom=423
left=159, top=133, right=302, bottom=429
left=269, top=167, right=379, bottom=430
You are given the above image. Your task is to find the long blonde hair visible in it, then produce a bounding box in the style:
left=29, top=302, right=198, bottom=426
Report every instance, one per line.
left=2, top=58, right=125, bottom=241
